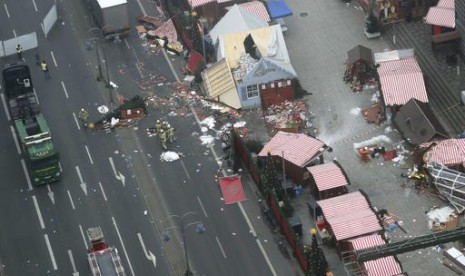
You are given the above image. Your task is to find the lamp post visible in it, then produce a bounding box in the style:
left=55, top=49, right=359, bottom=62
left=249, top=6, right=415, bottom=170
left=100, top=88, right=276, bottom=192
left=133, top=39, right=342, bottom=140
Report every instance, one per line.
left=87, top=27, right=113, bottom=104
left=162, top=212, right=205, bottom=276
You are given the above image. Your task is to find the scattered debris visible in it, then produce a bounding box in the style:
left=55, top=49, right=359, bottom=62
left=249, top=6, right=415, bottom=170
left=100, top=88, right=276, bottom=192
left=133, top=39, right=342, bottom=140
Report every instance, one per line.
left=160, top=151, right=180, bottom=162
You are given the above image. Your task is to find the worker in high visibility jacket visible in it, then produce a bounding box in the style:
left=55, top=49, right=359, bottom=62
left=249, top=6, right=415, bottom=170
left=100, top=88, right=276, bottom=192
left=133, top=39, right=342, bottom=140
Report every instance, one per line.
left=41, top=60, right=50, bottom=78
left=155, top=120, right=162, bottom=134
left=167, top=125, right=176, bottom=143
left=159, top=129, right=168, bottom=150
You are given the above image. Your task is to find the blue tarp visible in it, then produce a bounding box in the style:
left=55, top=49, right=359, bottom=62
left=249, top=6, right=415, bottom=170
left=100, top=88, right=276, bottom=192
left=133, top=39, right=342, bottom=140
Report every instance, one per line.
left=266, top=0, right=293, bottom=20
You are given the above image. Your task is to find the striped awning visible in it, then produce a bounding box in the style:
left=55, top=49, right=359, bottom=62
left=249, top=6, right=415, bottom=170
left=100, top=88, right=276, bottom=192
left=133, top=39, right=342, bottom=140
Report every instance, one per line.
left=422, top=139, right=465, bottom=167
left=226, top=1, right=271, bottom=22
left=307, top=162, right=348, bottom=192
left=189, top=0, right=216, bottom=9
left=438, top=0, right=455, bottom=9
left=351, top=235, right=403, bottom=276
left=317, top=191, right=370, bottom=218
left=258, top=131, right=325, bottom=167
left=325, top=210, right=382, bottom=241
left=425, top=7, right=455, bottom=28
left=377, top=57, right=428, bottom=106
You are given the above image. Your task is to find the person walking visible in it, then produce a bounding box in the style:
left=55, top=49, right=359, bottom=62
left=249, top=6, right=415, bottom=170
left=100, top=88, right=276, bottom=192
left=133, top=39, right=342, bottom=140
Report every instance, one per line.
left=155, top=120, right=162, bottom=134
left=167, top=125, right=176, bottom=143
left=16, top=44, right=22, bottom=60
left=79, top=108, right=89, bottom=127
left=40, top=60, right=50, bottom=79
left=159, top=129, right=168, bottom=150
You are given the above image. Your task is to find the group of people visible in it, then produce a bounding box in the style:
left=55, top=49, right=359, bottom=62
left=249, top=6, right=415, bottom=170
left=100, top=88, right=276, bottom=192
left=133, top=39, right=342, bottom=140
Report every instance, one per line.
left=155, top=120, right=176, bottom=150
left=16, top=43, right=50, bottom=78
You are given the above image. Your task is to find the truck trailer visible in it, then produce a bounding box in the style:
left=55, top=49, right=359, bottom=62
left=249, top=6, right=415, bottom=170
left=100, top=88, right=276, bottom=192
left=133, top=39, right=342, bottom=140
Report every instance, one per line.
left=87, top=227, right=126, bottom=276
left=2, top=62, right=61, bottom=185
left=87, top=0, right=130, bottom=39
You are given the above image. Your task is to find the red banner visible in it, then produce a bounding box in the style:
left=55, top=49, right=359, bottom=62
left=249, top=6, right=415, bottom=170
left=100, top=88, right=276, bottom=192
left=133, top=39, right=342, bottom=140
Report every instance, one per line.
left=219, top=175, right=246, bottom=204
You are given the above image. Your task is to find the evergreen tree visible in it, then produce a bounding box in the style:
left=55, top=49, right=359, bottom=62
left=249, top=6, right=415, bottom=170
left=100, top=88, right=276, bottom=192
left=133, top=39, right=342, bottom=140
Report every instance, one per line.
left=305, top=229, right=328, bottom=276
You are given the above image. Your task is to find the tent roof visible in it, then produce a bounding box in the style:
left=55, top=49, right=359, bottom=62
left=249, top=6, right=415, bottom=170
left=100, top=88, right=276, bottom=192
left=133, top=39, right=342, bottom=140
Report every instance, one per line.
left=202, top=59, right=241, bottom=109
left=428, top=162, right=465, bottom=213
left=393, top=99, right=449, bottom=145
left=347, top=45, right=373, bottom=65
left=209, top=4, right=268, bottom=43
left=266, top=0, right=293, bottom=20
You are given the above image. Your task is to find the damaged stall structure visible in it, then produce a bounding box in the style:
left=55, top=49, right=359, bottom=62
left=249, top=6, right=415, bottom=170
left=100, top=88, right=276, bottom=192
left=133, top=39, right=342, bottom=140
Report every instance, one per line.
left=428, top=162, right=465, bottom=214
left=420, top=138, right=465, bottom=171
left=344, top=45, right=377, bottom=92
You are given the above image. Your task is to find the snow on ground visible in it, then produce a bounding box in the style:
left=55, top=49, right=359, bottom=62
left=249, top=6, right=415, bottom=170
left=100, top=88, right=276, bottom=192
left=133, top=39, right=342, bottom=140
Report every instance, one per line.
left=160, top=151, right=180, bottom=162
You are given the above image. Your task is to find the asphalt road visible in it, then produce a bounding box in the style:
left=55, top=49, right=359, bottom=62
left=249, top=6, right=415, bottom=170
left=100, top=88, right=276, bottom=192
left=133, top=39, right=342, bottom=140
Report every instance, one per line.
left=0, top=0, right=288, bottom=275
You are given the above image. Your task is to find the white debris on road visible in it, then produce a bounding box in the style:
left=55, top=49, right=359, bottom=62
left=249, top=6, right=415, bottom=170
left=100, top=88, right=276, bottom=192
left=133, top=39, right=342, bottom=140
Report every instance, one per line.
left=350, top=107, right=361, bottom=115
left=160, top=151, right=180, bottom=162
left=426, top=206, right=455, bottom=229
left=353, top=135, right=392, bottom=150
left=233, top=121, right=246, bottom=128
left=200, top=135, right=215, bottom=146
left=199, top=116, right=216, bottom=129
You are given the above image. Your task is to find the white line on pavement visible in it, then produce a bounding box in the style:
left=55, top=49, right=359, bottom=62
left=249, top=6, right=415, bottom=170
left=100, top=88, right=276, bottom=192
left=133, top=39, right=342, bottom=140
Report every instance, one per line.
left=67, top=250, right=78, bottom=274
left=67, top=190, right=76, bottom=210
left=3, top=4, right=10, bottom=18
left=78, top=225, right=87, bottom=248
left=197, top=196, right=208, bottom=218
left=112, top=217, right=135, bottom=276
left=21, top=159, right=33, bottom=190
left=1, top=93, right=11, bottom=121
left=238, top=202, right=257, bottom=237
left=137, top=233, right=157, bottom=268
left=33, top=87, right=40, bottom=105
left=256, top=239, right=277, bottom=276
left=72, top=112, right=80, bottom=130
left=31, top=0, right=38, bottom=12
left=85, top=145, right=94, bottom=164
left=44, top=234, right=58, bottom=270
left=50, top=51, right=57, bottom=67
left=60, top=81, right=69, bottom=98
left=32, top=195, right=45, bottom=229
left=10, top=125, right=20, bottom=154
left=215, top=236, right=227, bottom=258
left=180, top=159, right=191, bottom=179
left=98, top=182, right=108, bottom=201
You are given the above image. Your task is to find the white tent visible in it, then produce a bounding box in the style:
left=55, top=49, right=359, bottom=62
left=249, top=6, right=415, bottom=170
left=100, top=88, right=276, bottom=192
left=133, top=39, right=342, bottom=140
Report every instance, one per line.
left=428, top=162, right=465, bottom=213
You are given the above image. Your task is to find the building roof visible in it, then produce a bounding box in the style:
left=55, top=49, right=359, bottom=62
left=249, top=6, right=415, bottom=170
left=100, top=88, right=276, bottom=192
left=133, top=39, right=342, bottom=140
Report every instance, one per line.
left=317, top=191, right=381, bottom=241
left=188, top=0, right=216, bottom=9
left=347, top=45, right=373, bottom=65
left=393, top=99, right=449, bottom=145
left=422, top=139, right=465, bottom=167
left=258, top=131, right=325, bottom=167
left=209, top=4, right=268, bottom=44
left=307, top=162, right=349, bottom=192
left=377, top=56, right=428, bottom=106
left=425, top=7, right=455, bottom=28
left=266, top=0, right=293, bottom=20
left=226, top=1, right=271, bottom=22
left=350, top=235, right=403, bottom=276
left=217, top=25, right=295, bottom=77
left=438, top=0, right=455, bottom=9
left=202, top=59, right=241, bottom=109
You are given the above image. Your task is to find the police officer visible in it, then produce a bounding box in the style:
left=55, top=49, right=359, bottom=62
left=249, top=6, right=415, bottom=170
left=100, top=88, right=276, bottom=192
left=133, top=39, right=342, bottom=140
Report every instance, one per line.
left=159, top=129, right=167, bottom=150
left=16, top=44, right=22, bottom=60
left=79, top=108, right=89, bottom=123
left=41, top=60, right=50, bottom=78
left=155, top=120, right=162, bottom=134
left=167, top=125, right=176, bottom=143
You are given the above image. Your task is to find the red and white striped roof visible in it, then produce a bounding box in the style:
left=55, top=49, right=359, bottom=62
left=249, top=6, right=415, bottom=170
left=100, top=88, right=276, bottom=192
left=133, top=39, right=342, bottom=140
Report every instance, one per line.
left=226, top=1, right=271, bottom=22
left=425, top=7, right=455, bottom=28
left=307, top=162, right=348, bottom=191
left=317, top=191, right=370, bottom=218
left=438, top=0, right=455, bottom=9
left=258, top=131, right=325, bottom=167
left=422, top=139, right=465, bottom=167
left=189, top=0, right=216, bottom=9
left=350, top=235, right=403, bottom=276
left=377, top=57, right=428, bottom=106
left=325, top=209, right=382, bottom=241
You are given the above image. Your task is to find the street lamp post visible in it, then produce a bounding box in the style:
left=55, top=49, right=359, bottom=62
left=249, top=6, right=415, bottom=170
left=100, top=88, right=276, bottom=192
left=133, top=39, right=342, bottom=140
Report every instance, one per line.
left=163, top=212, right=205, bottom=276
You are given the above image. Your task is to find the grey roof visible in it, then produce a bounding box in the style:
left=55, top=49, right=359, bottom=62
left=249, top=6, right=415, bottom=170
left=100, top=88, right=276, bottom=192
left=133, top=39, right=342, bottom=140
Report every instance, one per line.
left=393, top=99, right=449, bottom=145
left=347, top=45, right=373, bottom=65
left=209, top=4, right=268, bottom=44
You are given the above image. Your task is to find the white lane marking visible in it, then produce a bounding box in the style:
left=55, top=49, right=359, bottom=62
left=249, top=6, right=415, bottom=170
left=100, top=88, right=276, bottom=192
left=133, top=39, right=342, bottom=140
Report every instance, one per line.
left=32, top=196, right=45, bottom=229
left=112, top=217, right=135, bottom=276
left=124, top=39, right=130, bottom=49
left=137, top=233, right=157, bottom=268
left=31, top=0, right=38, bottom=12
left=67, top=190, right=76, bottom=210
left=135, top=62, right=143, bottom=78
left=10, top=125, right=21, bottom=154
left=44, top=234, right=58, bottom=270
left=85, top=145, right=94, bottom=164
left=135, top=0, right=147, bottom=17
left=3, top=4, right=10, bottom=18
left=60, top=81, right=69, bottom=98
left=256, top=239, right=277, bottom=276
left=179, top=159, right=191, bottom=180
left=98, top=182, right=108, bottom=201
left=50, top=51, right=57, bottom=67
left=78, top=225, right=87, bottom=248
left=47, top=184, right=55, bottom=205
left=109, top=157, right=126, bottom=186
left=21, top=159, right=33, bottom=191
left=73, top=112, right=81, bottom=130
left=215, top=236, right=227, bottom=258
left=12, top=29, right=17, bottom=37
left=33, top=87, right=40, bottom=104
left=75, top=166, right=87, bottom=196
left=1, top=93, right=11, bottom=121
left=197, top=196, right=208, bottom=218
left=238, top=202, right=257, bottom=237
left=67, top=250, right=79, bottom=276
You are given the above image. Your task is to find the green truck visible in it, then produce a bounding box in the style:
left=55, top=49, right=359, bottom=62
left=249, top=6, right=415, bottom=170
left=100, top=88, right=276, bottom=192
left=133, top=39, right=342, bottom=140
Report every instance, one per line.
left=2, top=62, right=61, bottom=185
